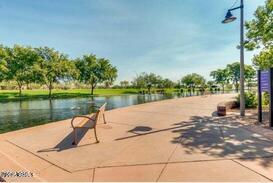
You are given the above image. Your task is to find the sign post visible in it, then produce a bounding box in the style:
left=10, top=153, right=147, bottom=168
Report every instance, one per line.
left=258, top=70, right=270, bottom=122
left=258, top=70, right=262, bottom=122
left=270, top=68, right=273, bottom=127
left=258, top=69, right=273, bottom=127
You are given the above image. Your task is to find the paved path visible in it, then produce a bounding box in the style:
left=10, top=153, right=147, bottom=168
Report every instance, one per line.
left=0, top=94, right=273, bottom=181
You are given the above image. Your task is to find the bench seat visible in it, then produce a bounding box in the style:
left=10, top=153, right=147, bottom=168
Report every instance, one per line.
left=73, top=114, right=96, bottom=128
left=71, top=103, right=107, bottom=145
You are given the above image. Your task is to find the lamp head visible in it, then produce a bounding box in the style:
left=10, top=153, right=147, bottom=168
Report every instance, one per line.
left=222, top=10, right=237, bottom=24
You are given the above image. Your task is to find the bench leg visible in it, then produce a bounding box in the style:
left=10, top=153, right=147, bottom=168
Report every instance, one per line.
left=72, top=128, right=77, bottom=145
left=94, top=127, right=99, bottom=143
left=103, top=113, right=106, bottom=124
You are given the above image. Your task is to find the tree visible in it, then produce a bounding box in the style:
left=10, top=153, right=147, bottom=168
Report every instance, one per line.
left=132, top=73, right=162, bottom=93
left=207, top=81, right=216, bottom=91
left=120, top=80, right=129, bottom=88
left=210, top=69, right=229, bottom=92
left=159, top=78, right=174, bottom=89
left=75, top=54, right=117, bottom=95
left=35, top=47, right=76, bottom=98
left=253, top=47, right=273, bottom=69
left=181, top=73, right=206, bottom=92
left=98, top=58, right=118, bottom=89
left=5, top=45, right=40, bottom=95
left=244, top=65, right=256, bottom=90
left=245, top=0, right=273, bottom=51
left=132, top=73, right=146, bottom=89
left=0, top=45, right=8, bottom=82
left=245, top=0, right=273, bottom=69
left=226, top=62, right=240, bottom=92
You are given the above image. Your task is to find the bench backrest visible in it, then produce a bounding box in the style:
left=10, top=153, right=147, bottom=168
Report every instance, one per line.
left=95, top=103, right=107, bottom=124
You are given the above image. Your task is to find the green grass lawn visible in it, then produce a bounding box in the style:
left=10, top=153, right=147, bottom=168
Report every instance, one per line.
left=0, top=89, right=140, bottom=101
left=0, top=88, right=181, bottom=102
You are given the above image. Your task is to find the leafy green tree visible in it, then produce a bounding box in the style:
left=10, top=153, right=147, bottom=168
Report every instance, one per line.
left=120, top=80, right=129, bottom=88
left=75, top=54, right=117, bottom=95
left=207, top=81, right=216, bottom=91
left=245, top=0, right=273, bottom=69
left=5, top=45, right=40, bottom=95
left=132, top=73, right=146, bottom=89
left=181, top=73, right=206, bottom=92
left=159, top=78, right=174, bottom=89
left=132, top=72, right=162, bottom=93
left=98, top=58, right=118, bottom=88
left=0, top=45, right=8, bottom=82
left=244, top=65, right=256, bottom=90
left=210, top=69, right=229, bottom=92
left=245, top=0, right=273, bottom=51
left=35, top=47, right=76, bottom=98
left=252, top=47, right=273, bottom=69
left=227, top=62, right=240, bottom=92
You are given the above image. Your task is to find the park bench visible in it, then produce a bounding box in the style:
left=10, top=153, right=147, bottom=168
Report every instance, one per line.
left=71, top=103, right=107, bottom=145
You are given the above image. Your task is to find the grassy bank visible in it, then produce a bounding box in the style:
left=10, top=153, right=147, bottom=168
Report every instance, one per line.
left=0, top=88, right=180, bottom=102
left=0, top=89, right=140, bottom=101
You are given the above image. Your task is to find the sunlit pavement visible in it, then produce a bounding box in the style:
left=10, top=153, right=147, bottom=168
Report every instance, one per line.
left=1, top=93, right=273, bottom=182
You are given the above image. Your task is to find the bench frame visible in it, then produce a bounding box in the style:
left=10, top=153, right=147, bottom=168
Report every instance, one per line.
left=71, top=103, right=107, bottom=145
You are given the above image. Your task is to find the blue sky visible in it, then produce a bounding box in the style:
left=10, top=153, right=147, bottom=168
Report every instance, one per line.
left=0, top=0, right=264, bottom=83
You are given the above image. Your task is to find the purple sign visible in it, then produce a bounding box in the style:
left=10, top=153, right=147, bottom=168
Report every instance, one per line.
left=260, top=70, right=270, bottom=92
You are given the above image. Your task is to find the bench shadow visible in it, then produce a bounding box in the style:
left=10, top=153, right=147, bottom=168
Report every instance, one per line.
left=37, top=128, right=95, bottom=153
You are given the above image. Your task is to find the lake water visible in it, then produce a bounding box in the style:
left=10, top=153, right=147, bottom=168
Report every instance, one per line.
left=0, top=92, right=209, bottom=133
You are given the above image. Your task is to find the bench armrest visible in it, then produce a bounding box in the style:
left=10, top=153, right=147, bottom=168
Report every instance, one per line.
left=71, top=115, right=95, bottom=128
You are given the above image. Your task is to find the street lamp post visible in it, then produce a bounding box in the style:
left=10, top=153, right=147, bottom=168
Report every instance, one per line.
left=222, top=0, right=245, bottom=116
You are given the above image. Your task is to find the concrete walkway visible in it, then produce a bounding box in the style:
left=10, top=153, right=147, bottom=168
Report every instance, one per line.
left=0, top=93, right=273, bottom=182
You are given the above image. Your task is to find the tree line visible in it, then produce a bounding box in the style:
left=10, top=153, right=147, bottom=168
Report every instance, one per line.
left=0, top=45, right=117, bottom=97
left=210, top=62, right=256, bottom=92
left=117, top=62, right=256, bottom=94
left=0, top=44, right=258, bottom=97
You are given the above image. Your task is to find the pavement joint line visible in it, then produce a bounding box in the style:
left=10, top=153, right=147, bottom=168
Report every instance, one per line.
left=108, top=121, right=137, bottom=127
left=156, top=135, right=184, bottom=182
left=35, top=164, right=53, bottom=176
left=5, top=140, right=72, bottom=173
left=91, top=168, right=95, bottom=182
left=0, top=146, right=46, bottom=182
left=79, top=155, right=273, bottom=172
left=233, top=155, right=273, bottom=161
left=231, top=159, right=273, bottom=182
left=155, top=163, right=168, bottom=182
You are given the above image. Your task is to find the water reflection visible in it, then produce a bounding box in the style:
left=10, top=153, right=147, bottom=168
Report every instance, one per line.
left=0, top=92, right=215, bottom=133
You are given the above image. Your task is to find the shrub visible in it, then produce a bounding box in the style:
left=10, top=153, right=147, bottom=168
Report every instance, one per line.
left=263, top=92, right=269, bottom=106
left=237, top=91, right=258, bottom=108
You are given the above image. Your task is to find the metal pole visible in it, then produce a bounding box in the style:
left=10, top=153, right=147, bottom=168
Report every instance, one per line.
left=257, top=70, right=262, bottom=122
left=269, top=68, right=273, bottom=127
left=240, top=0, right=245, bottom=116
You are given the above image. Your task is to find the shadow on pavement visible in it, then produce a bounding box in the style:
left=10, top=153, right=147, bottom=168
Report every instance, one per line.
left=171, top=115, right=273, bottom=167
left=115, top=123, right=195, bottom=141
left=37, top=127, right=95, bottom=152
